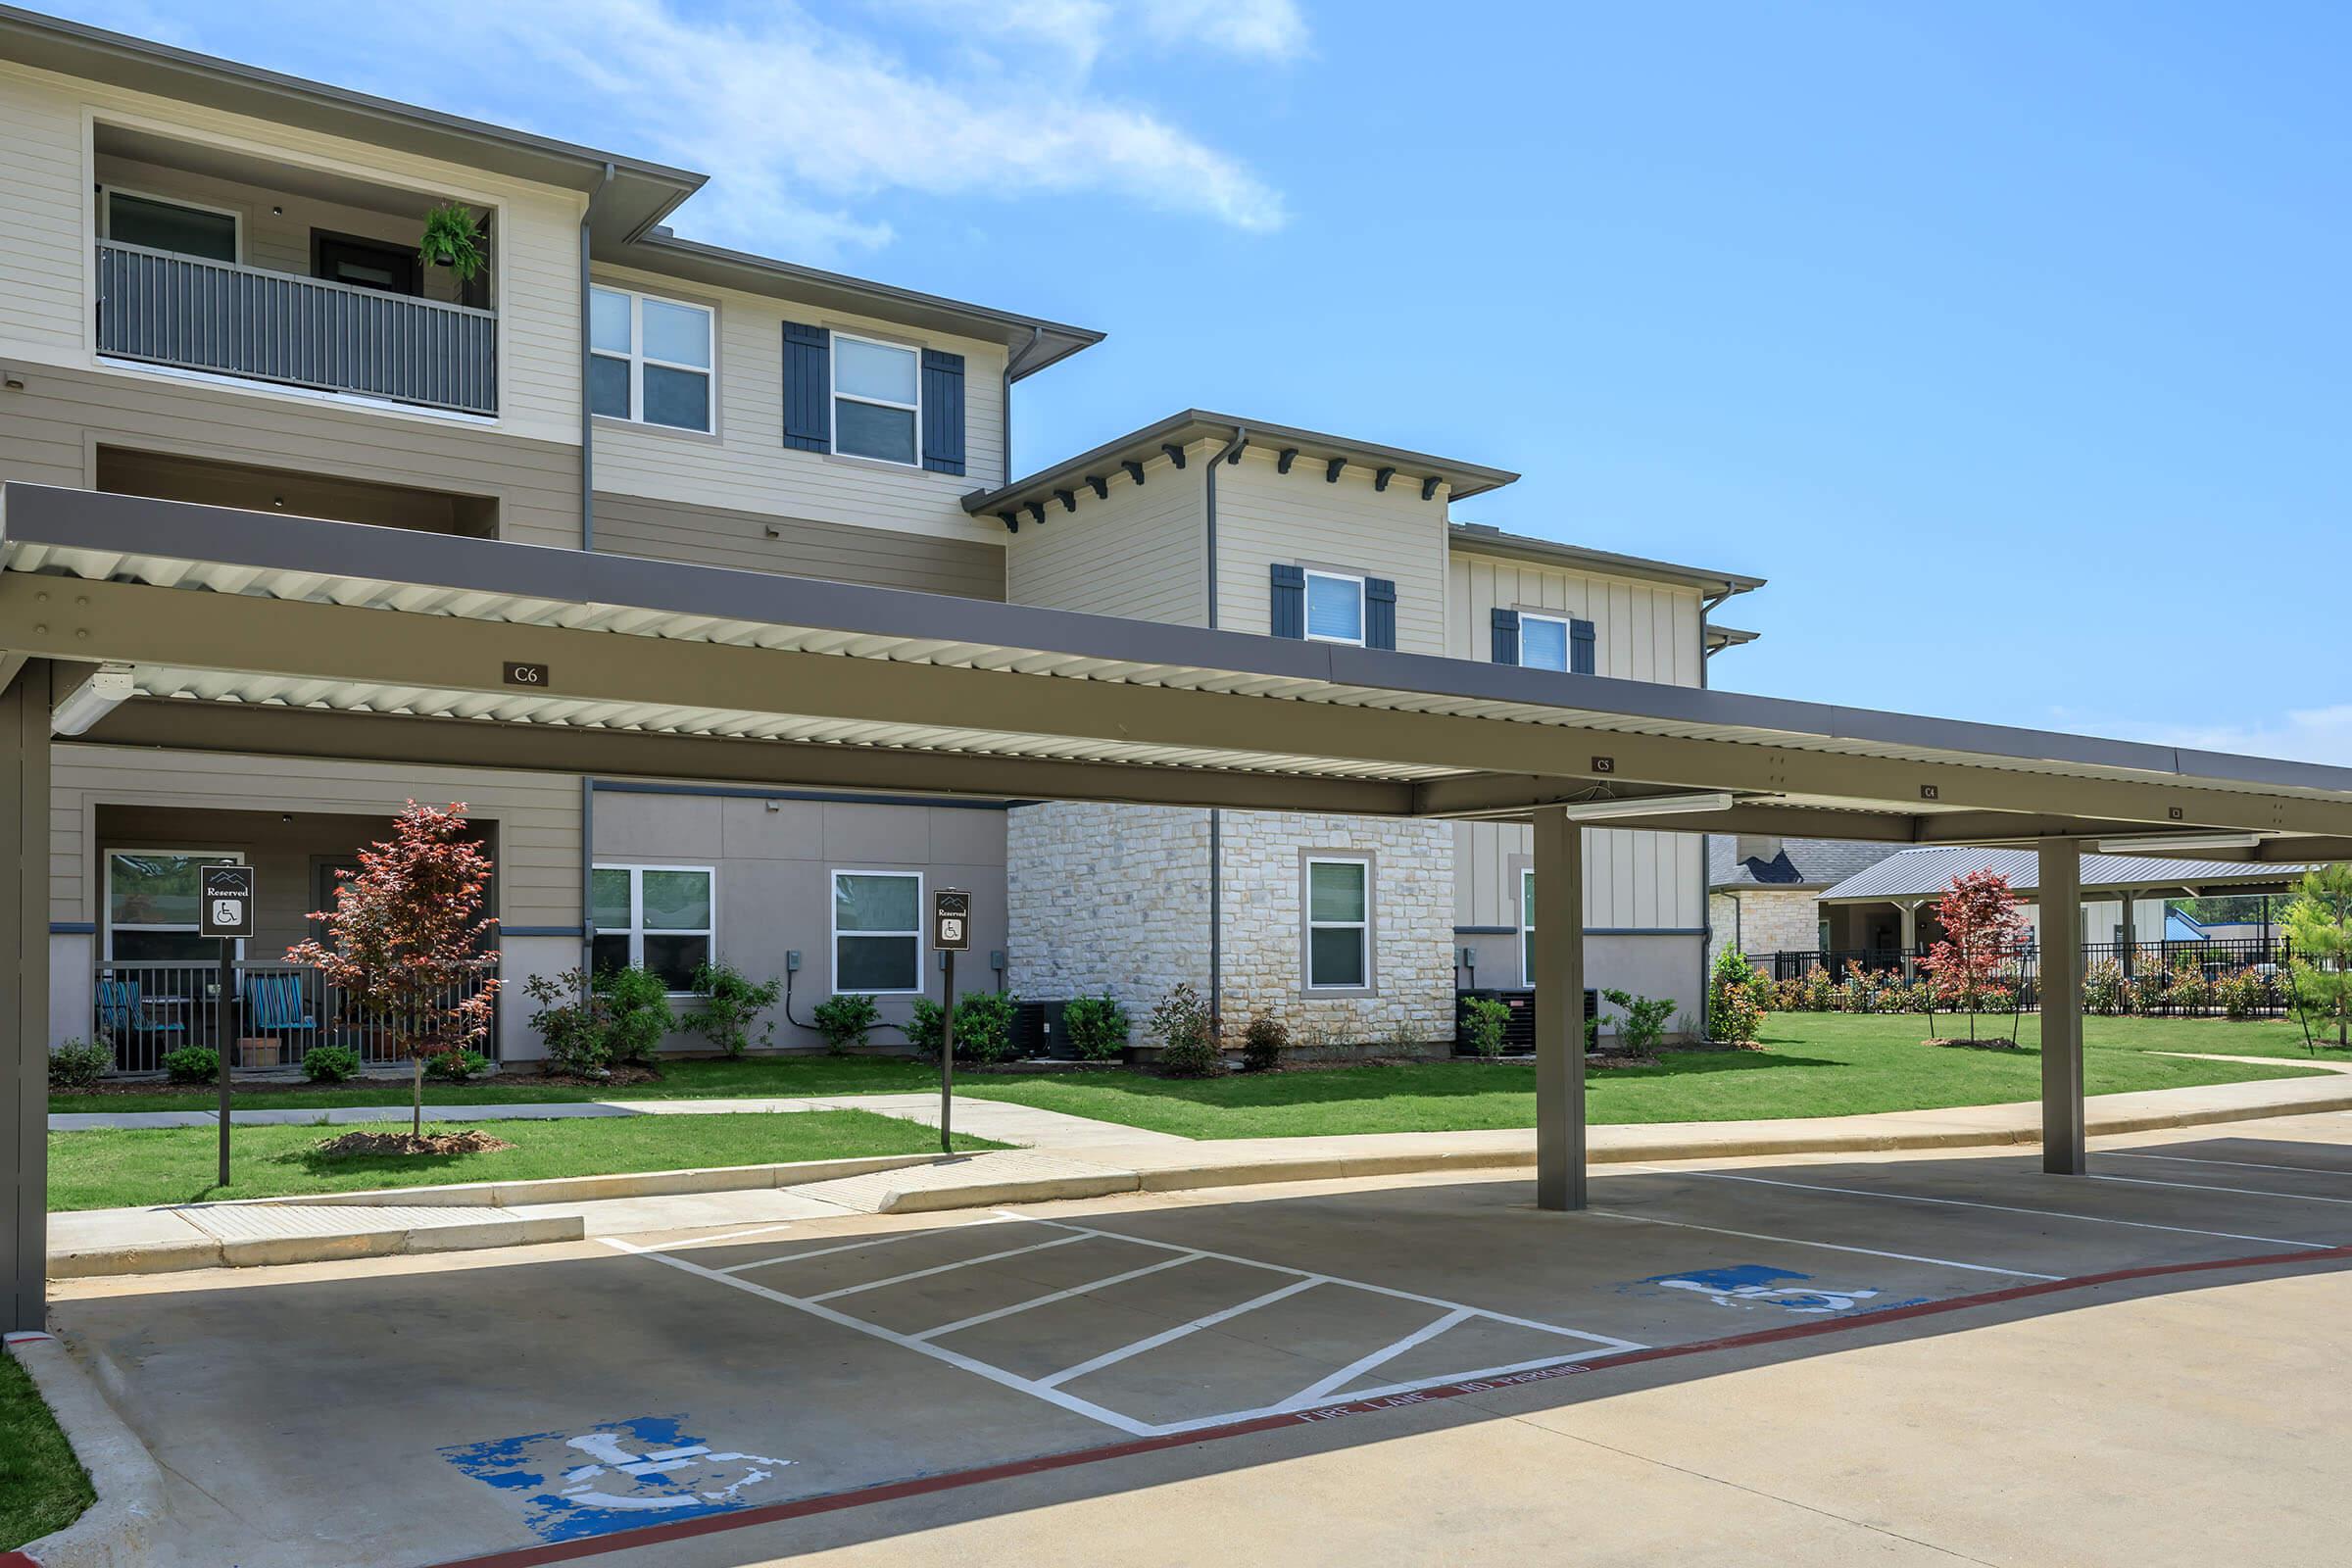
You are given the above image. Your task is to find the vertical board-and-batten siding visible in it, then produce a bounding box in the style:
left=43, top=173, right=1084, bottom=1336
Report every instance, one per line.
left=1449, top=549, right=1707, bottom=934
left=587, top=261, right=1007, bottom=549
left=1003, top=446, right=1205, bottom=623
left=47, top=747, right=583, bottom=927
left=0, top=57, right=583, bottom=445
left=1213, top=447, right=1449, bottom=654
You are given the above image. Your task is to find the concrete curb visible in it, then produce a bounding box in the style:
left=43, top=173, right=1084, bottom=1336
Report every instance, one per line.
left=1, top=1333, right=173, bottom=1568
left=231, top=1152, right=939, bottom=1209
left=50, top=1213, right=587, bottom=1281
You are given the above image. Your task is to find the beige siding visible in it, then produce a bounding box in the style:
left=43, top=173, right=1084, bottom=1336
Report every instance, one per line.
left=596, top=492, right=1004, bottom=599
left=0, top=56, right=583, bottom=444
left=587, top=261, right=1007, bottom=547
left=1003, top=447, right=1205, bottom=622
left=1214, top=446, right=1450, bottom=653
left=0, top=363, right=579, bottom=547
left=1450, top=549, right=1710, bottom=934
left=50, top=747, right=581, bottom=927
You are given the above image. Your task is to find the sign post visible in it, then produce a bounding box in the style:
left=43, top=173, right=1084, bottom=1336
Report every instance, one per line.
left=932, top=889, right=971, bottom=1156
left=200, top=864, right=258, bottom=1188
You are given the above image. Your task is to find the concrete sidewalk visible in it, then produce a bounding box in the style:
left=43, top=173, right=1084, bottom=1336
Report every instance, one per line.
left=45, top=1064, right=2352, bottom=1278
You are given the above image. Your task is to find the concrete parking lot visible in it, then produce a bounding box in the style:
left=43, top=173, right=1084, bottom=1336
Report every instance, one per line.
left=49, top=1112, right=2352, bottom=1567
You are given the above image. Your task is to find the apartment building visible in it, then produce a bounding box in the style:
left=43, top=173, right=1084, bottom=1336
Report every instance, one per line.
left=0, top=6, right=1761, bottom=1069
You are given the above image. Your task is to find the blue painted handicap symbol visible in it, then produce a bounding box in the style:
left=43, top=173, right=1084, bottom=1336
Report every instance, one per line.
left=441, top=1414, right=792, bottom=1543
left=1636, top=1263, right=1925, bottom=1316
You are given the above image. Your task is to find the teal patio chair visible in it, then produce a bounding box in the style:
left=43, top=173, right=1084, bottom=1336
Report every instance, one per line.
left=95, top=977, right=186, bottom=1044
left=246, top=971, right=319, bottom=1041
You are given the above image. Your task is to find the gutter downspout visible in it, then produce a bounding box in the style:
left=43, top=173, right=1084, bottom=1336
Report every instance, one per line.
left=579, top=162, right=613, bottom=551
left=1204, top=424, right=1247, bottom=1034
left=579, top=776, right=598, bottom=998
left=1696, top=587, right=1730, bottom=1033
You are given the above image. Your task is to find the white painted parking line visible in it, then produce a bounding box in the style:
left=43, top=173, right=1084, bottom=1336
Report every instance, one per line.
left=804, top=1234, right=1090, bottom=1303
left=1036, top=1278, right=1324, bottom=1390
left=2106, top=1151, right=2352, bottom=1179
left=1630, top=1165, right=2330, bottom=1250
left=1586, top=1208, right=2061, bottom=1281
left=719, top=1217, right=1012, bottom=1275
left=1282, top=1308, right=1474, bottom=1409
left=913, top=1253, right=1203, bottom=1342
left=638, top=1224, right=803, bottom=1254
left=2089, top=1173, right=2352, bottom=1208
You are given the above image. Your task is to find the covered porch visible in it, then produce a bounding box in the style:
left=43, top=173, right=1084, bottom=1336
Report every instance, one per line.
left=10, top=482, right=2352, bottom=1328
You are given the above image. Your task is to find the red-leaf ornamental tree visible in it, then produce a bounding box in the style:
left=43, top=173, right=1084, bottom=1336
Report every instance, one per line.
left=1921, top=869, right=2026, bottom=1042
left=285, top=802, right=501, bottom=1138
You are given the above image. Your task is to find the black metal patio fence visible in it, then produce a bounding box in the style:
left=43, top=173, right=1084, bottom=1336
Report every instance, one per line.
left=1760, top=937, right=2298, bottom=1018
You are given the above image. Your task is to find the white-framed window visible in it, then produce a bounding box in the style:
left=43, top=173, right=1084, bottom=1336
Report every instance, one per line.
left=1520, top=868, right=1536, bottom=987
left=831, top=332, right=922, bottom=466
left=1304, top=857, right=1370, bottom=990
left=98, top=185, right=240, bottom=264
left=1518, top=612, right=1572, bottom=672
left=591, top=863, right=714, bottom=992
left=833, top=870, right=924, bottom=995
left=590, top=285, right=714, bottom=432
left=104, top=850, right=245, bottom=961
left=1303, top=568, right=1366, bottom=645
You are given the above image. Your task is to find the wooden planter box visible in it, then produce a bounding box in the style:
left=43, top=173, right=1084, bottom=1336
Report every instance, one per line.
left=238, top=1037, right=283, bottom=1069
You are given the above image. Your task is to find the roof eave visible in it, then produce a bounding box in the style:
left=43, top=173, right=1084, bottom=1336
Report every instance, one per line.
left=1450, top=524, right=1767, bottom=599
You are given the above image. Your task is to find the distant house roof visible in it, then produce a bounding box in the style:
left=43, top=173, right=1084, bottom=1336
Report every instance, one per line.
left=1710, top=837, right=1904, bottom=892
left=1820, top=846, right=2317, bottom=905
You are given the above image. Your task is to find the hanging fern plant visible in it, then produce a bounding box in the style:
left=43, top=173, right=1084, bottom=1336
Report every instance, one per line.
left=417, top=201, right=488, bottom=282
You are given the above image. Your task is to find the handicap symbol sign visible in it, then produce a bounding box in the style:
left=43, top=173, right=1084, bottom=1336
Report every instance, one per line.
left=1633, top=1264, right=1925, bottom=1316
left=441, top=1414, right=792, bottom=1543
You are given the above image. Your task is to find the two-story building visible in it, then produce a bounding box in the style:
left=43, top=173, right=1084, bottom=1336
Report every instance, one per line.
left=0, top=7, right=1761, bottom=1070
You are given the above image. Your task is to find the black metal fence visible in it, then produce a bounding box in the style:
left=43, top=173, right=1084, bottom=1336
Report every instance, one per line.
left=1759, top=938, right=2297, bottom=1018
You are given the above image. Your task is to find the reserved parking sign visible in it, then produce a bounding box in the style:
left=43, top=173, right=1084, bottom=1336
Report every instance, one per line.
left=199, top=864, right=257, bottom=939
left=932, top=888, right=971, bottom=952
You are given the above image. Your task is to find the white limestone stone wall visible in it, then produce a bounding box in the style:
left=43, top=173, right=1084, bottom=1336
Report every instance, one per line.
left=1712, top=887, right=1823, bottom=966
left=1007, top=804, right=1212, bottom=1030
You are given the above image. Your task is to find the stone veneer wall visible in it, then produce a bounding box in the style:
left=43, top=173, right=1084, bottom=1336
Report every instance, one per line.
left=1007, top=804, right=1454, bottom=1046
left=1709, top=887, right=1824, bottom=968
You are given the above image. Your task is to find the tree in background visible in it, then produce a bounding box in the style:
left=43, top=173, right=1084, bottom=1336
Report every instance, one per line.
left=286, top=802, right=500, bottom=1138
left=1921, top=869, right=2025, bottom=1042
left=2281, top=865, right=2352, bottom=1048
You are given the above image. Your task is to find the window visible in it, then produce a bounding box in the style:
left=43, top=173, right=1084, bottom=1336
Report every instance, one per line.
left=832, top=333, right=921, bottom=466
left=834, top=871, right=923, bottom=994
left=1303, top=569, right=1366, bottom=645
left=1520, top=868, right=1537, bottom=986
left=1305, top=858, right=1370, bottom=990
left=1519, top=613, right=1571, bottom=672
left=590, top=286, right=713, bottom=432
left=105, top=851, right=244, bottom=961
left=101, top=188, right=238, bottom=264
left=592, top=864, right=713, bottom=991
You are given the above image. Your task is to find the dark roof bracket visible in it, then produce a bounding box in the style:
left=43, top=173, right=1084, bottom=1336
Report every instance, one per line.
left=1325, top=457, right=1345, bottom=483
left=1277, top=448, right=1298, bottom=474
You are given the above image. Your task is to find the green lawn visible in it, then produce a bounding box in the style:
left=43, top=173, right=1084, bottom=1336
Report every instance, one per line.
left=48, top=1109, right=1004, bottom=1212
left=958, top=1012, right=2339, bottom=1141
left=0, top=1351, right=93, bottom=1551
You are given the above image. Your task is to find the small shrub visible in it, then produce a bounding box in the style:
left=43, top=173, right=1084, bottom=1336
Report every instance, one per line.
left=1149, top=981, right=1221, bottom=1078
left=1061, top=994, right=1130, bottom=1060
left=812, top=993, right=880, bottom=1054
left=522, top=966, right=611, bottom=1077
left=2218, top=966, right=2269, bottom=1021
left=1709, top=990, right=1764, bottom=1048
left=1240, top=1013, right=1289, bottom=1072
left=2169, top=956, right=2216, bottom=1014
left=48, top=1038, right=112, bottom=1089
left=304, top=1044, right=361, bottom=1083
left=955, top=990, right=1020, bottom=1064
left=162, top=1045, right=220, bottom=1085
left=424, top=1047, right=490, bottom=1082
left=685, top=960, right=783, bottom=1058
left=1460, top=996, right=1511, bottom=1058
left=2083, top=957, right=2127, bottom=1016
left=595, top=965, right=674, bottom=1067
left=1601, top=988, right=1676, bottom=1054
left=906, top=996, right=947, bottom=1058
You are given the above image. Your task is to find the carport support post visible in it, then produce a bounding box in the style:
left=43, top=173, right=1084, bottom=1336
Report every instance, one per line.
left=2039, top=839, right=2086, bottom=1175
left=3, top=661, right=51, bottom=1332
left=1533, top=807, right=1587, bottom=1211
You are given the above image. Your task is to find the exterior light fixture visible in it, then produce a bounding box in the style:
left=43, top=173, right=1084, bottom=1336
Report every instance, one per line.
left=2093, top=831, right=2265, bottom=856
left=50, top=663, right=136, bottom=736
left=1555, top=791, right=1735, bottom=823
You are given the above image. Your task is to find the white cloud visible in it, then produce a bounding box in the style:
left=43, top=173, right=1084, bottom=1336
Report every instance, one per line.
left=403, top=0, right=1289, bottom=256
left=2053, top=704, right=2352, bottom=767
left=879, top=0, right=1310, bottom=70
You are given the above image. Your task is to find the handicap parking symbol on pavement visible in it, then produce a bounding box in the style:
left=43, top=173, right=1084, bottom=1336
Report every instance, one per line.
left=441, top=1414, right=792, bottom=1543
left=1633, top=1264, right=1926, bottom=1316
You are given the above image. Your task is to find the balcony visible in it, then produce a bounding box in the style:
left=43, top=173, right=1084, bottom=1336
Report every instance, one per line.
left=91, top=958, right=499, bottom=1074
left=96, top=241, right=499, bottom=416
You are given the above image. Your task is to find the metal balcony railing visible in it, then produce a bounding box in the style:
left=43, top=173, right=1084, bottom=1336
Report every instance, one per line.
left=92, top=958, right=499, bottom=1074
left=95, top=240, right=498, bottom=416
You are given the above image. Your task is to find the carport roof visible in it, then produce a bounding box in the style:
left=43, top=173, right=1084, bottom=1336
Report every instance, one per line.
left=8, top=482, right=2352, bottom=854
left=1819, top=845, right=2318, bottom=905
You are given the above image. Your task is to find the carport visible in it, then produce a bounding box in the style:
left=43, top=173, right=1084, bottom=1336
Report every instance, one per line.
left=10, top=480, right=2352, bottom=1332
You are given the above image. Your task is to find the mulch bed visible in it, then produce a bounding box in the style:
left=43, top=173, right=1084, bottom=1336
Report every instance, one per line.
left=1925, top=1037, right=2026, bottom=1052
left=312, top=1129, right=514, bottom=1157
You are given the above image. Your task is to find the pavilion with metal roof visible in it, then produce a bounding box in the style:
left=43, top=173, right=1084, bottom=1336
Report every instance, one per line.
left=9, top=479, right=2352, bottom=1328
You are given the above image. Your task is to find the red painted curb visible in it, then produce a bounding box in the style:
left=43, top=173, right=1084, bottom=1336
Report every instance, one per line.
left=1, top=1552, right=42, bottom=1568
left=424, top=1241, right=2352, bottom=1568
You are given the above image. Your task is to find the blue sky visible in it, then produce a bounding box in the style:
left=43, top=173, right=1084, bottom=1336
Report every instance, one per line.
left=53, top=1, right=2352, bottom=760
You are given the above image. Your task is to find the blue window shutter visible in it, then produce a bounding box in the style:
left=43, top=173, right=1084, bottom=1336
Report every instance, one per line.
left=1571, top=617, right=1596, bottom=675
left=920, top=348, right=965, bottom=475
left=1270, top=564, right=1305, bottom=639
left=782, top=321, right=830, bottom=452
left=1365, top=577, right=1396, bottom=650
left=1491, top=608, right=1520, bottom=664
